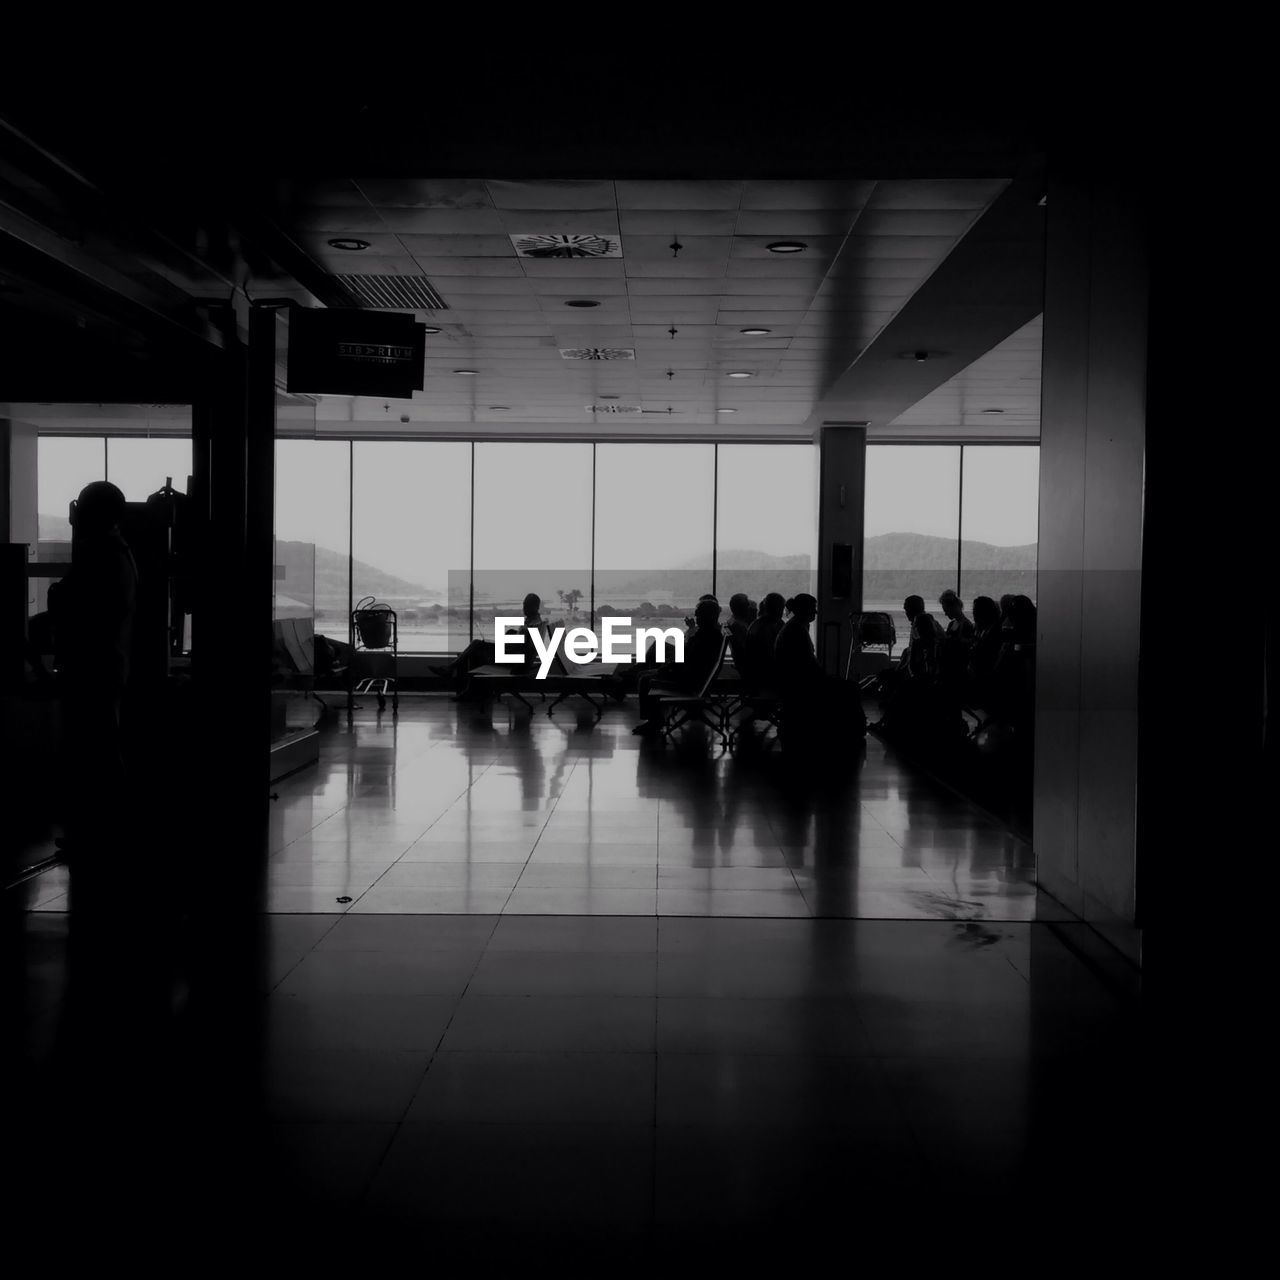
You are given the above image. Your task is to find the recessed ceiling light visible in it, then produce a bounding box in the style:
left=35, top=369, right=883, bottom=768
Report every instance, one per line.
left=981, top=408, right=1005, bottom=414
left=717, top=407, right=738, bottom=413
left=766, top=241, right=807, bottom=254
left=726, top=371, right=754, bottom=378
left=327, top=238, right=370, bottom=251
left=488, top=405, right=510, bottom=411
left=740, top=327, right=772, bottom=335
left=422, top=326, right=442, bottom=334
left=564, top=299, right=600, bottom=308
left=453, top=369, right=479, bottom=376
left=599, top=395, right=620, bottom=400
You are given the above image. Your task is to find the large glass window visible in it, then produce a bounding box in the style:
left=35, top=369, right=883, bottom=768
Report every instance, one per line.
left=960, top=446, right=1039, bottom=606
left=276, top=440, right=351, bottom=641
left=105, top=437, right=193, bottom=502
left=473, top=443, right=593, bottom=643
left=594, top=444, right=715, bottom=629
left=715, top=444, right=817, bottom=609
left=35, top=436, right=105, bottom=612
left=864, top=445, right=961, bottom=654
left=353, top=441, right=472, bottom=652
left=37, top=436, right=105, bottom=547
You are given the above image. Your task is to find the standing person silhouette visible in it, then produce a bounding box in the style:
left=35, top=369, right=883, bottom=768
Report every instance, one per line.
left=48, top=481, right=138, bottom=863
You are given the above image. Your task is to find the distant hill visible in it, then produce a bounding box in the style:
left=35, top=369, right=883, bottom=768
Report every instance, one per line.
left=696, top=549, right=811, bottom=572
left=38, top=518, right=441, bottom=614
left=276, top=540, right=440, bottom=612
left=863, top=531, right=1036, bottom=604
left=39, top=518, right=1036, bottom=612
left=865, top=531, right=1036, bottom=571
left=39, top=514, right=71, bottom=542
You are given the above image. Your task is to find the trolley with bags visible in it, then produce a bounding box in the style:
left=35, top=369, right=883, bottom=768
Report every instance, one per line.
left=348, top=596, right=399, bottom=715
left=845, top=611, right=898, bottom=690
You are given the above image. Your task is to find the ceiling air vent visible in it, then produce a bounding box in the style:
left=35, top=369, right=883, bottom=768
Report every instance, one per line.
left=334, top=274, right=448, bottom=310
left=560, top=347, right=635, bottom=361
left=511, top=234, right=621, bottom=259
left=586, top=403, right=643, bottom=414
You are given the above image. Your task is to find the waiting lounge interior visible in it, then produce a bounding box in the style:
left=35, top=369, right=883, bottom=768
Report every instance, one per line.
left=0, top=86, right=1265, bottom=1263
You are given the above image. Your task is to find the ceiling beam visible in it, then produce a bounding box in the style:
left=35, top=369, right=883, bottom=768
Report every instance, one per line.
left=811, top=178, right=1046, bottom=428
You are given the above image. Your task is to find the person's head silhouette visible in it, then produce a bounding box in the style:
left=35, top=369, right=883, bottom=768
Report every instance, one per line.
left=938, top=589, right=964, bottom=620
left=728, top=593, right=753, bottom=622
left=972, top=596, right=999, bottom=631
left=693, top=599, right=722, bottom=631
left=903, top=595, right=925, bottom=621
left=785, top=593, right=817, bottom=624
left=70, top=481, right=126, bottom=538
left=522, top=592, right=542, bottom=620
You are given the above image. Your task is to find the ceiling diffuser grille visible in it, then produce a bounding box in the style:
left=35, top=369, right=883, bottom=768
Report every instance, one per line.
left=334, top=274, right=448, bottom=310
left=560, top=347, right=635, bottom=361
left=511, top=233, right=621, bottom=258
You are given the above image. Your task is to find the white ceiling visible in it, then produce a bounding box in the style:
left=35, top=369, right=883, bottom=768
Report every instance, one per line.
left=882, top=315, right=1042, bottom=438
left=272, top=177, right=1010, bottom=435
left=5, top=180, right=1048, bottom=442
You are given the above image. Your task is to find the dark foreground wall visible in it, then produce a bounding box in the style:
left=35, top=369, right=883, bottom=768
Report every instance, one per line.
left=1034, top=176, right=1148, bottom=964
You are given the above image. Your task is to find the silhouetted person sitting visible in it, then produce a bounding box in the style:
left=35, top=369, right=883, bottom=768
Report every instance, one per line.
left=633, top=598, right=725, bottom=736
left=726, top=593, right=755, bottom=679
left=904, top=595, right=944, bottom=680
left=48, top=481, right=138, bottom=861
left=872, top=595, right=948, bottom=736
left=937, top=589, right=975, bottom=694
left=433, top=592, right=545, bottom=695
left=774, top=593, right=865, bottom=751
left=967, top=595, right=1003, bottom=706
left=991, top=595, right=1036, bottom=730
left=745, top=592, right=786, bottom=691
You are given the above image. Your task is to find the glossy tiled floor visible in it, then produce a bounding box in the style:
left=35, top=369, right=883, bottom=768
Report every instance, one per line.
left=23, top=696, right=1039, bottom=919
left=13, top=696, right=1150, bottom=1258
left=14, top=904, right=1146, bottom=1258
left=257, top=912, right=1145, bottom=1250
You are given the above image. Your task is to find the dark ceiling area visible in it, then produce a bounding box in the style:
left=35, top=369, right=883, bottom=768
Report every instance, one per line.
left=0, top=78, right=1185, bottom=417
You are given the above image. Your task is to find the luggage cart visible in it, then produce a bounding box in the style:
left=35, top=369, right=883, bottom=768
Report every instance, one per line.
left=348, top=597, right=399, bottom=715
left=845, top=611, right=897, bottom=690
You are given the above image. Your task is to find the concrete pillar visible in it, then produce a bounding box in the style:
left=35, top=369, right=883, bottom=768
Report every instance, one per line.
left=816, top=424, right=866, bottom=677
left=1034, top=176, right=1148, bottom=963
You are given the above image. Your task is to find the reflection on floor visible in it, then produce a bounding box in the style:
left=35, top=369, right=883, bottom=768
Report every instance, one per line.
left=15, top=907, right=1145, bottom=1255
left=13, top=697, right=1149, bottom=1256
left=27, top=697, right=1037, bottom=919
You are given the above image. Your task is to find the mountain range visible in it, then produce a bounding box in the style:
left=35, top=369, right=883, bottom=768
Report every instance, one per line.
left=38, top=519, right=1037, bottom=611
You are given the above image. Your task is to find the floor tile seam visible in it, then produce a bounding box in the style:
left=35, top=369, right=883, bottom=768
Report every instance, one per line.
left=516, top=757, right=582, bottom=886
left=357, top=930, right=500, bottom=1202
left=265, top=915, right=350, bottom=994
left=387, top=763, right=502, bottom=868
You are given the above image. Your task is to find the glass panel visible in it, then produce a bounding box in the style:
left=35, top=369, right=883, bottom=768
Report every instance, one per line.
left=594, top=443, right=714, bottom=629
left=959, top=445, right=1040, bottom=607
left=275, top=439, right=350, bottom=643
left=352, top=441, right=472, bottom=653
left=35, top=436, right=105, bottom=612
left=473, top=443, right=593, bottom=642
left=863, top=445, right=960, bottom=655
left=715, top=444, right=818, bottom=610
left=37, top=436, right=104, bottom=543
left=105, top=436, right=193, bottom=502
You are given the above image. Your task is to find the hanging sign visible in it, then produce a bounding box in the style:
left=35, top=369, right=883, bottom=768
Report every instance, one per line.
left=287, top=308, right=426, bottom=397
